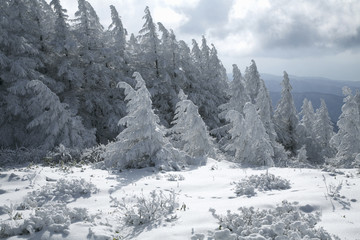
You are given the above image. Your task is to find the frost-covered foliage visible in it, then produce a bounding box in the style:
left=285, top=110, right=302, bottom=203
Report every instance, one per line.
left=24, top=178, right=98, bottom=208
left=297, top=98, right=323, bottom=164
left=0, top=148, right=47, bottom=167
left=274, top=71, right=299, bottom=156
left=170, top=90, right=215, bottom=157
left=112, top=189, right=179, bottom=225
left=330, top=87, right=360, bottom=167
left=104, top=72, right=187, bottom=170
left=234, top=173, right=291, bottom=197
left=0, top=202, right=91, bottom=238
left=225, top=103, right=274, bottom=167
left=208, top=201, right=340, bottom=240
left=166, top=173, right=185, bottom=181
left=0, top=177, right=97, bottom=237
left=80, top=144, right=106, bottom=163
left=314, top=99, right=335, bottom=158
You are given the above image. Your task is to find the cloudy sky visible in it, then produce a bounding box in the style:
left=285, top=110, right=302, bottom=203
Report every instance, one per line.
left=60, top=0, right=360, bottom=81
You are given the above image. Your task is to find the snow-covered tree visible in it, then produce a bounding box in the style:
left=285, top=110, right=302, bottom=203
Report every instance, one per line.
left=138, top=6, right=160, bottom=79
left=225, top=103, right=274, bottom=167
left=299, top=99, right=315, bottom=134
left=24, top=80, right=95, bottom=150
left=273, top=71, right=299, bottom=155
left=244, top=60, right=261, bottom=103
left=255, top=79, right=288, bottom=165
left=104, top=72, right=187, bottom=170
left=0, top=0, right=59, bottom=148
left=71, top=0, right=128, bottom=143
left=216, top=64, right=248, bottom=143
left=191, top=39, right=202, bottom=72
left=107, top=5, right=127, bottom=58
left=330, top=87, right=360, bottom=167
left=169, top=90, right=215, bottom=157
left=200, top=36, right=210, bottom=73
left=255, top=80, right=276, bottom=141
left=314, top=99, right=335, bottom=158
left=297, top=99, right=323, bottom=163
left=158, top=23, right=180, bottom=78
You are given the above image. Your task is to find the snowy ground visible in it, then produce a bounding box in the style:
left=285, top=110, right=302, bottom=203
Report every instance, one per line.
left=1, top=158, right=359, bottom=239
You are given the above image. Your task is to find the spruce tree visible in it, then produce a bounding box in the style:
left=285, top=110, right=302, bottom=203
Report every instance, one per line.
left=104, top=72, right=186, bottom=170
left=170, top=90, right=215, bottom=157
left=297, top=99, right=323, bottom=163
left=314, top=99, right=335, bottom=158
left=330, top=87, right=360, bottom=167
left=225, top=103, right=274, bottom=167
left=273, top=71, right=299, bottom=155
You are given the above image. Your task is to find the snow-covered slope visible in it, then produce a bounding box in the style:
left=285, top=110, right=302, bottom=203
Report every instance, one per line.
left=1, top=159, right=359, bottom=239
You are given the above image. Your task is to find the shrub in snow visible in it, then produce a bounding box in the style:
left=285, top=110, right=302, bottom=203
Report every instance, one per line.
left=24, top=178, right=98, bottom=208
left=208, top=201, right=340, bottom=240
left=0, top=202, right=91, bottom=238
left=103, top=72, right=188, bottom=170
left=234, top=173, right=291, bottom=197
left=166, top=173, right=185, bottom=181
left=45, top=144, right=81, bottom=164
left=80, top=144, right=106, bottom=163
left=0, top=148, right=47, bottom=167
left=112, top=189, right=179, bottom=225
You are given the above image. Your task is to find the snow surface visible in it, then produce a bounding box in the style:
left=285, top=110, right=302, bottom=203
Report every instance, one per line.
left=1, top=158, right=359, bottom=239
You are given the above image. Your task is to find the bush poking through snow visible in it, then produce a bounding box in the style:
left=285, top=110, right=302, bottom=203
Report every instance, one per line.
left=0, top=148, right=47, bottom=167
left=80, top=144, right=106, bottom=163
left=234, top=173, right=291, bottom=197
left=0, top=203, right=91, bottom=238
left=166, top=173, right=185, bottom=181
left=208, top=201, right=340, bottom=240
left=114, top=189, right=179, bottom=225
left=24, top=178, right=98, bottom=208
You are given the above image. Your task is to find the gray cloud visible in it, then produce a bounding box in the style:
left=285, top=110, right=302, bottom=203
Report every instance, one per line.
left=255, top=14, right=320, bottom=49
left=339, top=26, right=360, bottom=49
left=179, top=0, right=234, bottom=35
left=203, top=0, right=360, bottom=57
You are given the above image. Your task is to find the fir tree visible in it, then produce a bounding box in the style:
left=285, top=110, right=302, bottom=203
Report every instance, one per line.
left=330, top=87, right=360, bottom=167
left=170, top=90, right=215, bottom=157
left=273, top=71, right=299, bottom=155
left=104, top=72, right=187, bottom=170
left=244, top=60, right=261, bottom=103
left=25, top=80, right=95, bottom=150
left=225, top=103, right=274, bottom=167
left=297, top=99, right=323, bottom=163
left=314, top=99, right=335, bottom=158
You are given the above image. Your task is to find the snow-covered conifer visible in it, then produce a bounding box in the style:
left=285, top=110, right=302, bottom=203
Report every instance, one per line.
left=273, top=71, right=299, bottom=155
left=330, top=87, right=360, bottom=167
left=24, top=80, right=96, bottom=150
left=225, top=103, right=274, bottom=167
left=219, top=64, right=248, bottom=118
left=138, top=6, right=160, bottom=79
left=104, top=72, right=186, bottom=170
left=297, top=98, right=323, bottom=163
left=108, top=5, right=127, bottom=57
left=170, top=90, right=215, bottom=157
left=244, top=60, right=261, bottom=103
left=314, top=99, right=335, bottom=158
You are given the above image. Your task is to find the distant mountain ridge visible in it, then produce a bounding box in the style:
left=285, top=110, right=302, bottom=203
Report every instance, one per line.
left=260, top=73, right=360, bottom=128
left=261, top=73, right=360, bottom=96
